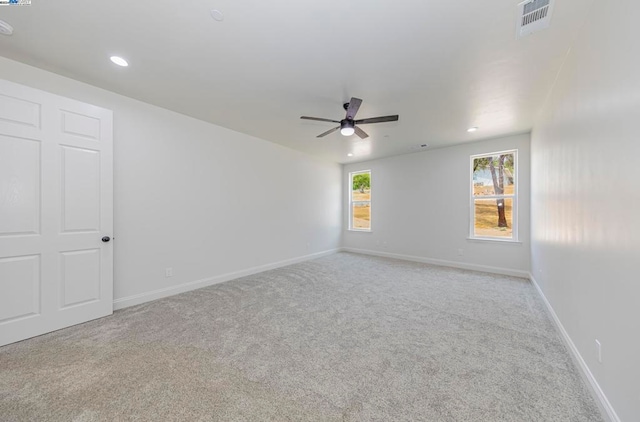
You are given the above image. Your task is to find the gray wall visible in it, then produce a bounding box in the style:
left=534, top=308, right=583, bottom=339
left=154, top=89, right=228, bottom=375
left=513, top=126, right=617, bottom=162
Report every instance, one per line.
left=0, top=56, right=342, bottom=305
left=530, top=0, right=640, bottom=419
left=343, top=133, right=531, bottom=276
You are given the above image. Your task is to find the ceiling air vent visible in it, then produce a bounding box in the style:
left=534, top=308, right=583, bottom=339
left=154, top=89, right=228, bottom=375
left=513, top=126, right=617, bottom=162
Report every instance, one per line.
left=517, top=0, right=553, bottom=37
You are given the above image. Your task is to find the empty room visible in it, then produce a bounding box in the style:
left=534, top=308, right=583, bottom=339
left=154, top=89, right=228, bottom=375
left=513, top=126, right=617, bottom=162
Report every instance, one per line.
left=0, top=0, right=638, bottom=421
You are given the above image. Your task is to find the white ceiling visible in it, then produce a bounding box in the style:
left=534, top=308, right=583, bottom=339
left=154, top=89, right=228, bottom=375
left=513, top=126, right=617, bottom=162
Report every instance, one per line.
left=0, top=0, right=589, bottom=163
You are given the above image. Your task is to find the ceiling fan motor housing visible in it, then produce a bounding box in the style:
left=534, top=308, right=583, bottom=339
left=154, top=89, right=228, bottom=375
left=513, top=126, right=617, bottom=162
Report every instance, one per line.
left=340, top=119, right=355, bottom=131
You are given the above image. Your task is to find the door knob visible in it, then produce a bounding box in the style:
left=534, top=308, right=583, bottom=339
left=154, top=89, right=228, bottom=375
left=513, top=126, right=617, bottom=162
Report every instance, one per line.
left=102, top=236, right=111, bottom=243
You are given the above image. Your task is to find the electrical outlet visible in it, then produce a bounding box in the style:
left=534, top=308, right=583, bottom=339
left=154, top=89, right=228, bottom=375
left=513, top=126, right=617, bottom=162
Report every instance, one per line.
left=595, top=339, right=602, bottom=363
left=165, top=267, right=173, bottom=278
left=458, top=249, right=464, bottom=256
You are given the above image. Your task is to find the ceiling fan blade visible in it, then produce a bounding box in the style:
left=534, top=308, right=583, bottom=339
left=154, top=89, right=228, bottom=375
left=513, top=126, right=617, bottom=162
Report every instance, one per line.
left=345, top=97, right=363, bottom=120
left=354, top=126, right=369, bottom=139
left=355, top=115, right=399, bottom=125
left=317, top=126, right=340, bottom=138
left=301, top=116, right=340, bottom=123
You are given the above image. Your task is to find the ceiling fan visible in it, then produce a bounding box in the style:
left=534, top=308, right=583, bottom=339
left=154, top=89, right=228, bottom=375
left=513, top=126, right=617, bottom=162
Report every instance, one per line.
left=300, top=97, right=399, bottom=139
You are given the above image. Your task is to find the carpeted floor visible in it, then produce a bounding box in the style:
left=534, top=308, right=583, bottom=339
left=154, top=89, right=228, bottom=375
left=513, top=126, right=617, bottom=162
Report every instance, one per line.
left=0, top=252, right=602, bottom=421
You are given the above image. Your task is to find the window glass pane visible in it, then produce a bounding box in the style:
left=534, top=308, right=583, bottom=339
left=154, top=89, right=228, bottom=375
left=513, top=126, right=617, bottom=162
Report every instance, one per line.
left=474, top=198, right=513, bottom=238
left=352, top=203, right=371, bottom=230
left=351, top=172, right=371, bottom=201
left=350, top=171, right=371, bottom=230
left=473, top=153, right=515, bottom=196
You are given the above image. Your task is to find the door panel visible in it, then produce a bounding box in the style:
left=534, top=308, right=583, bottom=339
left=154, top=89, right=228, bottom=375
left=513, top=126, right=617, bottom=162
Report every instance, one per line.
left=60, top=249, right=100, bottom=308
left=61, top=146, right=101, bottom=233
left=0, top=135, right=40, bottom=236
left=0, top=79, right=113, bottom=347
left=61, top=110, right=101, bottom=141
left=0, top=254, right=40, bottom=323
left=0, top=94, right=41, bottom=129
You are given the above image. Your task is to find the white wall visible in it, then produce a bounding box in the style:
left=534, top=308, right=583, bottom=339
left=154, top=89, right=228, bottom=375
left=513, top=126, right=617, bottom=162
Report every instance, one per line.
left=343, top=133, right=530, bottom=276
left=530, top=0, right=640, bottom=420
left=0, top=56, right=342, bottom=304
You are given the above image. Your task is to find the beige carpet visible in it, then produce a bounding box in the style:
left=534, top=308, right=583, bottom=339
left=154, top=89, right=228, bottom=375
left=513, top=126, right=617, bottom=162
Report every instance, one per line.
left=0, top=253, right=602, bottom=421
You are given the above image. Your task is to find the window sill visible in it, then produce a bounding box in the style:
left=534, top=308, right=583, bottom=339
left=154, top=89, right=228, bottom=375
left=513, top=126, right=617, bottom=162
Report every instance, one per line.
left=466, top=237, right=522, bottom=244
left=348, top=229, right=372, bottom=233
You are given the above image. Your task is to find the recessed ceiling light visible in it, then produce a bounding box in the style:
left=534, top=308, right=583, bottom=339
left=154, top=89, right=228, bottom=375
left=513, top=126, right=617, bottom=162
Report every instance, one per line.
left=210, top=9, right=224, bottom=21
left=0, top=19, right=14, bottom=36
left=467, top=127, right=478, bottom=133
left=347, top=153, right=354, bottom=157
left=110, top=56, right=129, bottom=67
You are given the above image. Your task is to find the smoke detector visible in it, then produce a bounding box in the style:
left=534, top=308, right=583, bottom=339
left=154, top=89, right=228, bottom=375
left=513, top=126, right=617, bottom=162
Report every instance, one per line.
left=517, top=0, right=554, bottom=37
left=0, top=19, right=13, bottom=36
left=210, top=9, right=224, bottom=22
left=409, top=144, right=429, bottom=152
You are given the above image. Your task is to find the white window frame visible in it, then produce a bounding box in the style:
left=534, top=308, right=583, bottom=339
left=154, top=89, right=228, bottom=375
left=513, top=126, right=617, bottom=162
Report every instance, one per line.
left=469, top=149, right=518, bottom=242
left=349, top=170, right=372, bottom=232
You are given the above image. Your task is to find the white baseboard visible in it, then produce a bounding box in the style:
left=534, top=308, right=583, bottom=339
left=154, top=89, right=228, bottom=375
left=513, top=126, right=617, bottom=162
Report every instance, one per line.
left=113, top=248, right=340, bottom=310
left=341, top=247, right=529, bottom=278
left=529, top=273, right=620, bottom=422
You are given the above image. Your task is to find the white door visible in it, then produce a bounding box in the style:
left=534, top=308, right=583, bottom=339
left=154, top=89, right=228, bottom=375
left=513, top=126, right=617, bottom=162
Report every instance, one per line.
left=0, top=79, right=113, bottom=347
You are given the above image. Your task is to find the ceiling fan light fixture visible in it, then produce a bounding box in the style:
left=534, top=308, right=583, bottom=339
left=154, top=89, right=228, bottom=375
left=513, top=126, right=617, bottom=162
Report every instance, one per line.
left=340, top=120, right=355, bottom=136
left=341, top=127, right=355, bottom=136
